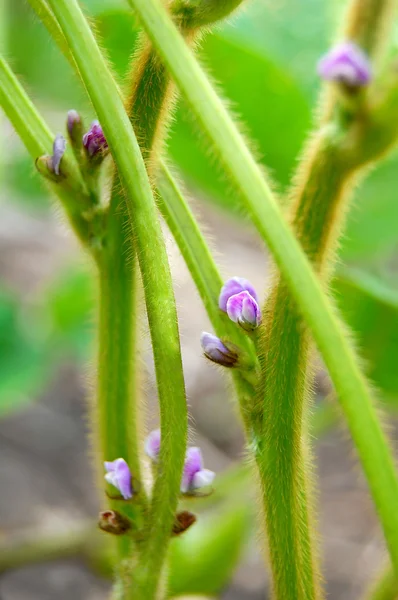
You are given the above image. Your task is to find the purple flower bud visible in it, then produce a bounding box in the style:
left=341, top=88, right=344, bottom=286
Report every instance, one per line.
left=67, top=110, right=81, bottom=137
left=104, top=458, right=133, bottom=500
left=83, top=120, right=108, bottom=157
left=227, top=290, right=261, bottom=331
left=145, top=429, right=161, bottom=461
left=317, top=42, right=371, bottom=87
left=181, top=447, right=215, bottom=494
left=200, top=332, right=239, bottom=367
left=52, top=134, right=66, bottom=175
left=219, top=277, right=258, bottom=312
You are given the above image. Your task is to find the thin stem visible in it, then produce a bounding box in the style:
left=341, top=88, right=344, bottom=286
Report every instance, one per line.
left=127, top=0, right=398, bottom=578
left=157, top=163, right=258, bottom=431
left=45, top=2, right=188, bottom=598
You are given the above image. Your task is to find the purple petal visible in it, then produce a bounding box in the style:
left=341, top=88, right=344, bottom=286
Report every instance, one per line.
left=317, top=42, right=371, bottom=86
left=104, top=458, right=133, bottom=499
left=145, top=429, right=161, bottom=461
left=219, top=277, right=258, bottom=312
left=83, top=120, right=108, bottom=156
left=52, top=134, right=66, bottom=175
left=200, top=332, right=238, bottom=367
left=226, top=291, right=261, bottom=330
left=192, top=468, right=215, bottom=490
left=181, top=447, right=203, bottom=493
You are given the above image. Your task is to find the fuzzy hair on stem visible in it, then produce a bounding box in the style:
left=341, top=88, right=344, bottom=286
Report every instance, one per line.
left=127, top=0, right=398, bottom=591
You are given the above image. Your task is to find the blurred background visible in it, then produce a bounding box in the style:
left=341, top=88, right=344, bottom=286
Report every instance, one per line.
left=1, top=0, right=398, bottom=598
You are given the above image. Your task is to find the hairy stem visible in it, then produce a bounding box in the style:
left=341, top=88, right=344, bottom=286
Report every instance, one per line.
left=258, top=1, right=398, bottom=597
left=157, top=163, right=258, bottom=432
left=45, top=1, right=189, bottom=598
left=127, top=0, right=398, bottom=584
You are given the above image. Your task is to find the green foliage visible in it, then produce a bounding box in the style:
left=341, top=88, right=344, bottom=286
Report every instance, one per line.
left=168, top=503, right=251, bottom=597
left=334, top=268, right=398, bottom=397
left=0, top=290, right=48, bottom=416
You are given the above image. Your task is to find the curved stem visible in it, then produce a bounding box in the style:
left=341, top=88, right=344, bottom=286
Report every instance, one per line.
left=127, top=0, right=398, bottom=580
left=157, top=163, right=258, bottom=431
left=45, top=2, right=188, bottom=599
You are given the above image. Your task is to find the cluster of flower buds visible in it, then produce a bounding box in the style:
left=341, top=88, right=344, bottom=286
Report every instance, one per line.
left=104, top=431, right=215, bottom=499
left=200, top=276, right=261, bottom=368
left=36, top=111, right=109, bottom=185
left=317, top=41, right=371, bottom=88
left=145, top=429, right=215, bottom=495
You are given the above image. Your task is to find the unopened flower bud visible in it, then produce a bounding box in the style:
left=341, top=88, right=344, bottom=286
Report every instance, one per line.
left=83, top=120, right=108, bottom=157
left=52, top=134, right=66, bottom=175
left=200, top=332, right=239, bottom=368
left=67, top=110, right=84, bottom=147
left=35, top=134, right=66, bottom=181
left=104, top=458, right=133, bottom=500
left=98, top=510, right=131, bottom=535
left=317, top=42, right=371, bottom=87
left=181, top=447, right=215, bottom=494
left=172, top=511, right=197, bottom=536
left=145, top=429, right=161, bottom=461
left=219, top=277, right=258, bottom=312
left=227, top=290, right=261, bottom=331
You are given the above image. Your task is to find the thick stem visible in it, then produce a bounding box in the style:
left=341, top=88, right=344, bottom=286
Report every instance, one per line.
left=127, top=0, right=398, bottom=583
left=45, top=2, right=188, bottom=599
left=257, top=1, right=397, bottom=596
left=97, top=187, right=145, bottom=514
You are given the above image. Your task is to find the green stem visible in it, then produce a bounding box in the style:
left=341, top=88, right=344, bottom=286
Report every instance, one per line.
left=127, top=0, right=398, bottom=580
left=258, top=0, right=398, bottom=596
left=157, top=163, right=258, bottom=431
left=97, top=188, right=144, bottom=483
left=45, top=2, right=188, bottom=598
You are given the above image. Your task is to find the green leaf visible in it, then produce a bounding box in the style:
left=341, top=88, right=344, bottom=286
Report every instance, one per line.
left=341, top=153, right=398, bottom=262
left=334, top=268, right=398, bottom=397
left=0, top=290, right=49, bottom=416
left=45, top=268, right=94, bottom=358
left=168, top=34, right=311, bottom=211
left=219, top=0, right=330, bottom=98
left=168, top=503, right=251, bottom=597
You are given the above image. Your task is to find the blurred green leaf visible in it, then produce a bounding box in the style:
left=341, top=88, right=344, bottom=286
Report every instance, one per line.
left=168, top=34, right=311, bottom=211
left=45, top=268, right=94, bottom=358
left=168, top=503, right=251, bottom=597
left=6, top=155, right=48, bottom=209
left=341, top=154, right=398, bottom=262
left=334, top=268, right=398, bottom=397
left=0, top=290, right=49, bottom=416
left=219, top=0, right=330, bottom=99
